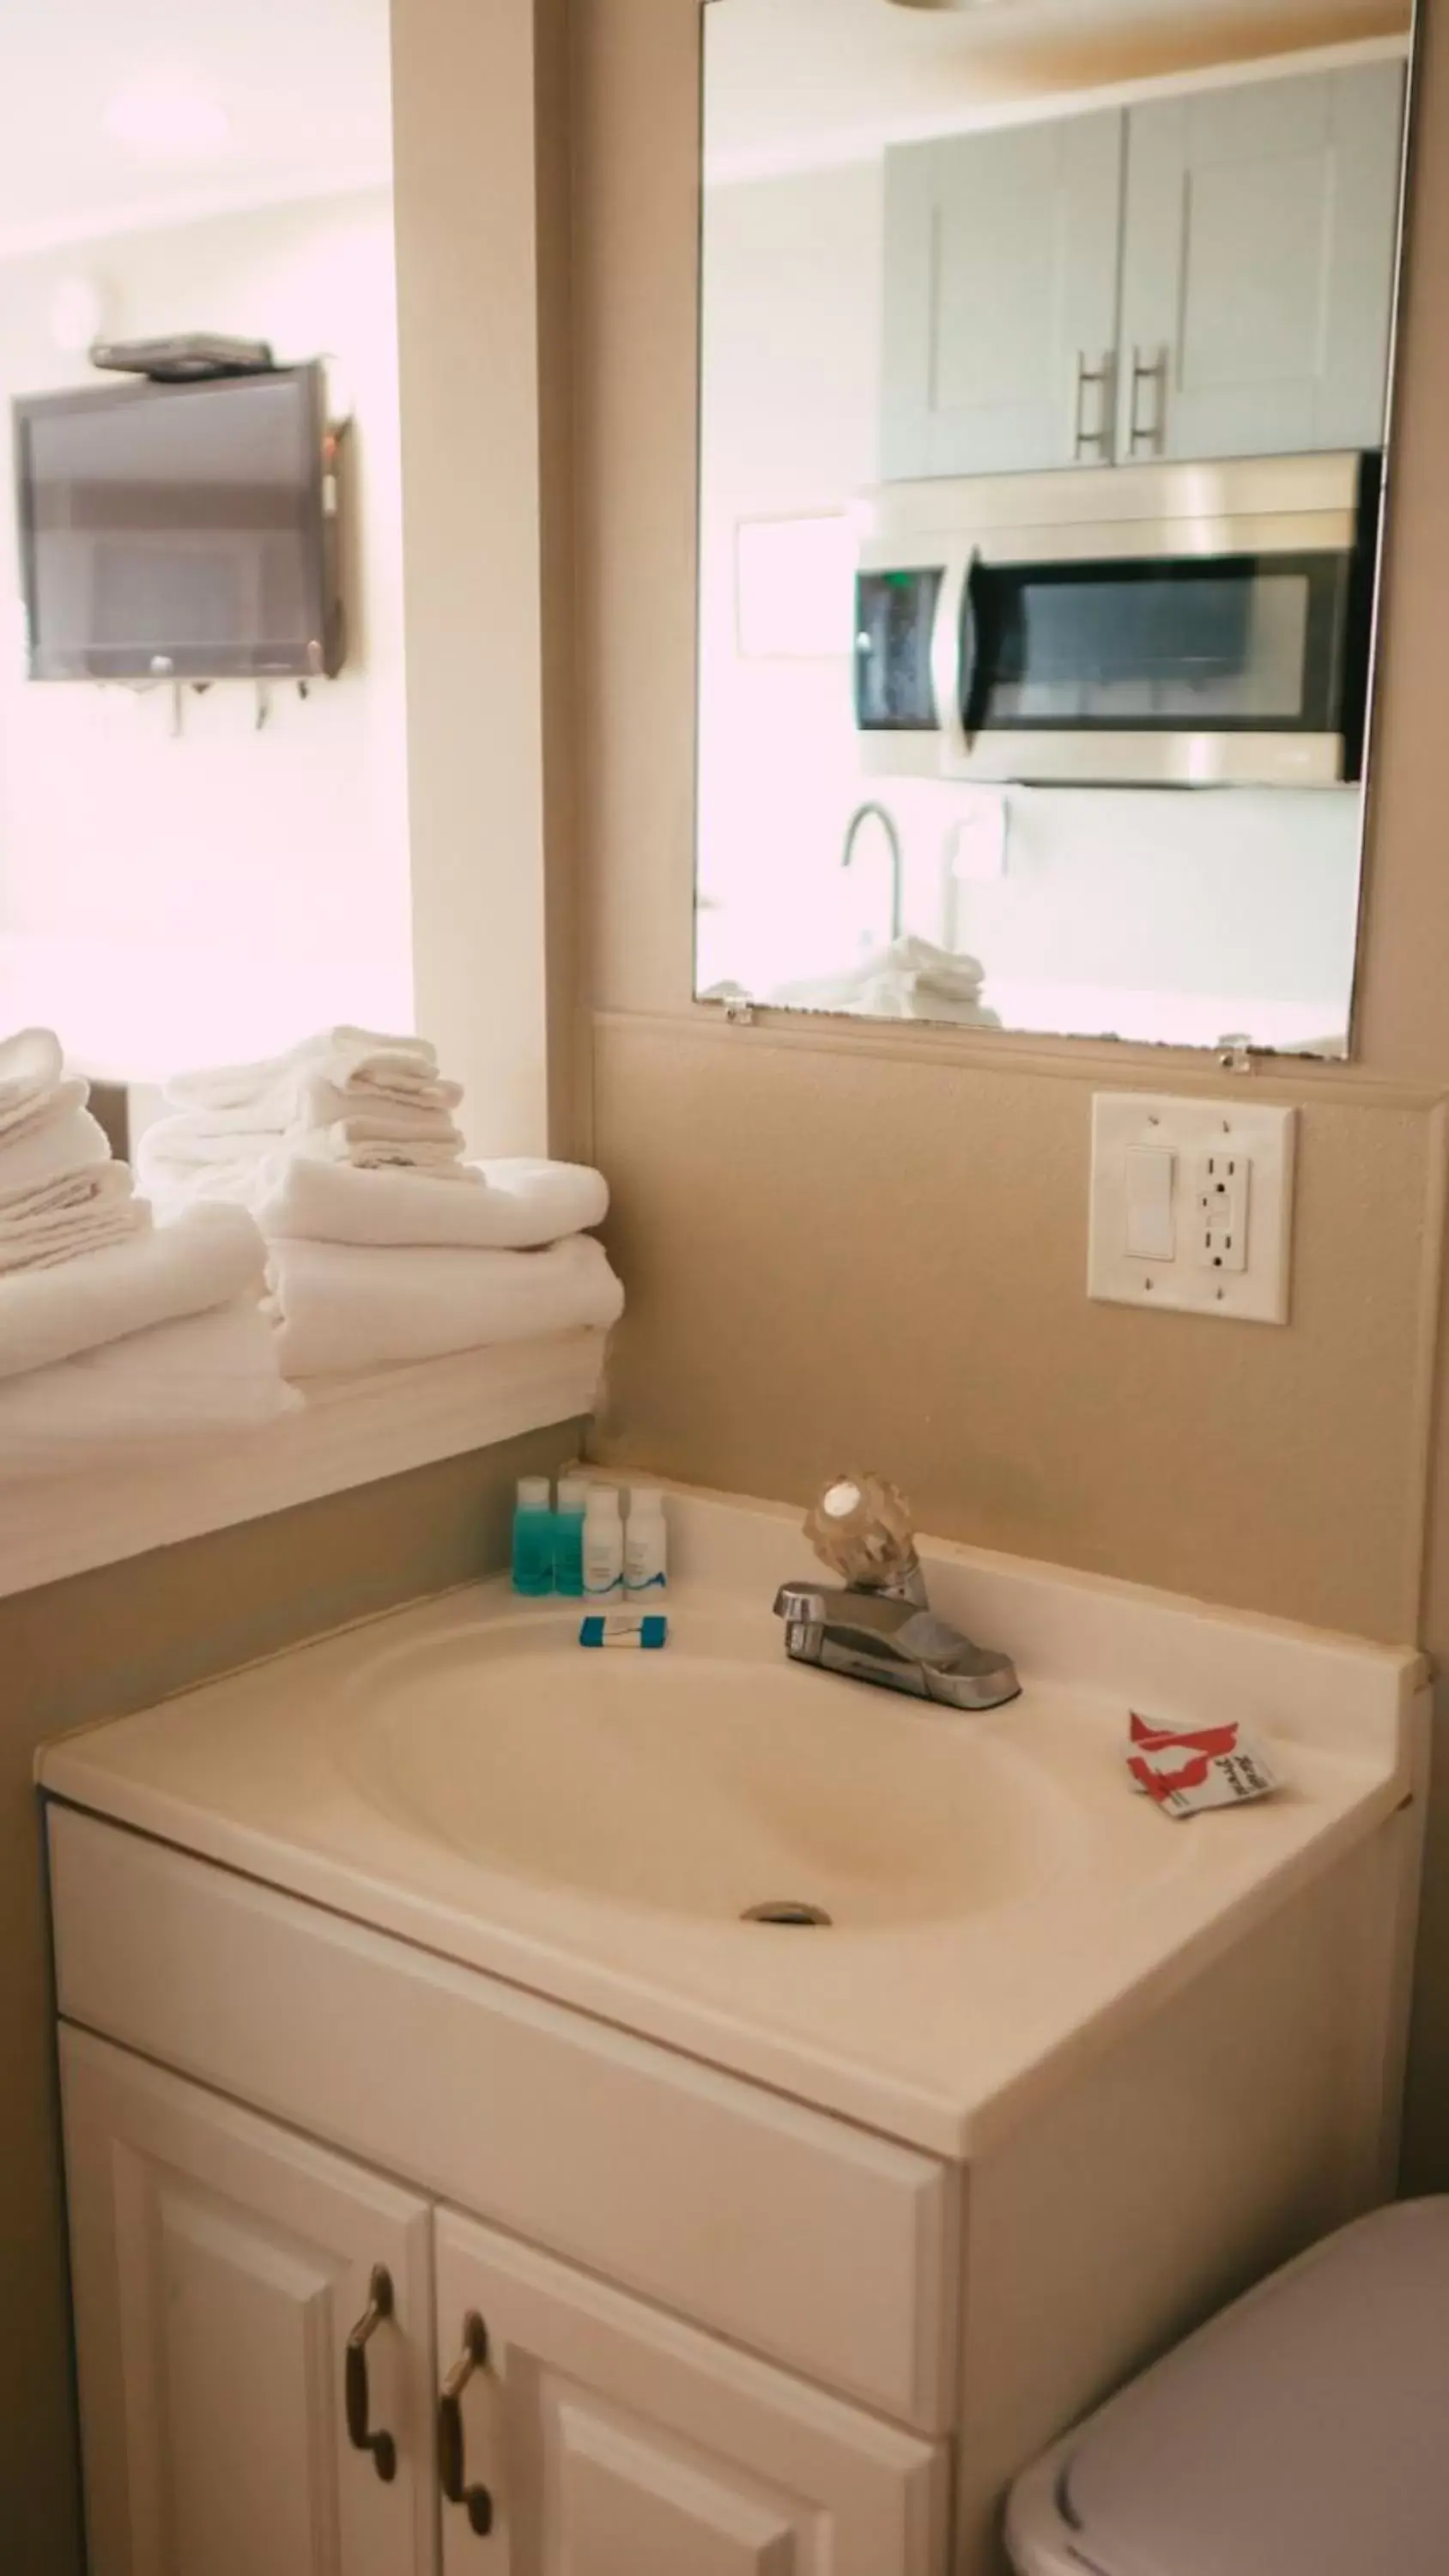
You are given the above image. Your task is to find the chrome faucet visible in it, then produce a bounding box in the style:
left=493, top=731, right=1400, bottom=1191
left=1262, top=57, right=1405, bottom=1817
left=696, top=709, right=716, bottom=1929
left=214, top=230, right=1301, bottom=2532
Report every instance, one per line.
left=774, top=1553, right=1021, bottom=1712
left=842, top=802, right=904, bottom=945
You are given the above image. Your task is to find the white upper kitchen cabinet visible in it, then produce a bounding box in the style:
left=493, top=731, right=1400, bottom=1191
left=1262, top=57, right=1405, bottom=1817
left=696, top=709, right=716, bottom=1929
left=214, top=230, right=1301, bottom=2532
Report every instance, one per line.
left=880, top=111, right=1125, bottom=481
left=1116, top=62, right=1407, bottom=463
left=60, top=2028, right=439, bottom=2576
left=879, top=61, right=1406, bottom=483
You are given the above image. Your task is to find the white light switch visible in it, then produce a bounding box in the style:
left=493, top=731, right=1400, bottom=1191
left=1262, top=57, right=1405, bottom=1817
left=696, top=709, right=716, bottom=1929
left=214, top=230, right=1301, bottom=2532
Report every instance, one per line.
left=1124, top=1147, right=1176, bottom=1261
left=1089, top=1095, right=1295, bottom=1324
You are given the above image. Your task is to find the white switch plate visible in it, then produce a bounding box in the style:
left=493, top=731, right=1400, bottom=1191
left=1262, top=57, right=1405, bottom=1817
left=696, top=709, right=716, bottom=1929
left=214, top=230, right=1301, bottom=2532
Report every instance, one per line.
left=1089, top=1094, right=1296, bottom=1325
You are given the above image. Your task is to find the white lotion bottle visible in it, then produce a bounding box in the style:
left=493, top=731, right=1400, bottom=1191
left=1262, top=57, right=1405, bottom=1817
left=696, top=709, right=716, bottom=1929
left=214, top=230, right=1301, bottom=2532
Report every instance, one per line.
left=582, top=1487, right=625, bottom=1596
left=624, top=1488, right=669, bottom=1593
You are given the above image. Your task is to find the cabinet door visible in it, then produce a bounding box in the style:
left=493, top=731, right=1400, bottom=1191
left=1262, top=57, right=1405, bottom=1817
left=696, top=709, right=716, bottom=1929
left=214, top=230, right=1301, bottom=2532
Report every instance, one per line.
left=881, top=112, right=1125, bottom=481
left=60, top=2026, right=438, bottom=2576
left=433, top=2209, right=945, bottom=2576
left=1117, top=61, right=1406, bottom=462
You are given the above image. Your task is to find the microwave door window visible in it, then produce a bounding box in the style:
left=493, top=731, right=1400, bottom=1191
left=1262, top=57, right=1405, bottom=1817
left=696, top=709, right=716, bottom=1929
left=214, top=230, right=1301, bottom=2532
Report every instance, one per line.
left=974, top=556, right=1345, bottom=731
left=855, top=568, right=944, bottom=729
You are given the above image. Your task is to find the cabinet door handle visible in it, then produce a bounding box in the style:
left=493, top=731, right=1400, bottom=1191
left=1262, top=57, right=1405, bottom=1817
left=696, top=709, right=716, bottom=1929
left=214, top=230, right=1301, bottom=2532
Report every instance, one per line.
left=345, top=2265, right=398, bottom=2483
left=1073, top=349, right=1114, bottom=459
left=1129, top=346, right=1168, bottom=455
left=438, top=2313, right=494, bottom=2537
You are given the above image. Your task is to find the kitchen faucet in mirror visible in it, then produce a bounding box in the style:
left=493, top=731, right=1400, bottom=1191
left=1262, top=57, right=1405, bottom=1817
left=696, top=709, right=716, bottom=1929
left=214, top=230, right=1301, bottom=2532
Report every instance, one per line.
left=694, top=0, right=1414, bottom=1055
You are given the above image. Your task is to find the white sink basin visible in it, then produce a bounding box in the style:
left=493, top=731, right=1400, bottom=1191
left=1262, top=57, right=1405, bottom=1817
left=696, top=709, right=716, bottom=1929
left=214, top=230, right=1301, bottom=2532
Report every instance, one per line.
left=39, top=1486, right=1421, bottom=2152
left=336, top=1610, right=1083, bottom=1929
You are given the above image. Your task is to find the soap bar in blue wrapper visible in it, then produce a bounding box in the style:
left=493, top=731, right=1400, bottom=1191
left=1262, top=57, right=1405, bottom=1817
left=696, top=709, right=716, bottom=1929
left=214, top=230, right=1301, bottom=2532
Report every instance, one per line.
left=579, top=1613, right=669, bottom=1650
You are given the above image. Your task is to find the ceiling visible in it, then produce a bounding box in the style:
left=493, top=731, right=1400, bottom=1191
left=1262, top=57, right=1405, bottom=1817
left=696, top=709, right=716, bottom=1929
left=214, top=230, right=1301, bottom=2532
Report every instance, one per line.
left=0, top=0, right=392, bottom=258
left=706, top=0, right=1413, bottom=177
left=0, top=1, right=1413, bottom=248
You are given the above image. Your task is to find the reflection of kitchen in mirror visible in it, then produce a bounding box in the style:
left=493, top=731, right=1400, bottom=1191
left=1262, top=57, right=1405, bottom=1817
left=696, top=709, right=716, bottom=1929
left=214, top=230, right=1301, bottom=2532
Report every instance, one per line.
left=694, top=0, right=1414, bottom=1054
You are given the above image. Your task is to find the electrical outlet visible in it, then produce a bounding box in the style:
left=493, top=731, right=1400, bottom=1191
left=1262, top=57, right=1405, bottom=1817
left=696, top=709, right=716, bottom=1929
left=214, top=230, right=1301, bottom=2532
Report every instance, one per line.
left=1088, top=1095, right=1295, bottom=1324
left=1197, top=1152, right=1250, bottom=1274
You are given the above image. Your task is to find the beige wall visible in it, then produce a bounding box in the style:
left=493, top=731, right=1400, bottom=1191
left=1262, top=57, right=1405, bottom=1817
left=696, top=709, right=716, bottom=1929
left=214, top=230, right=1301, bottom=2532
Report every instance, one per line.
left=1, top=1420, right=579, bottom=2576
left=567, top=0, right=1449, bottom=2183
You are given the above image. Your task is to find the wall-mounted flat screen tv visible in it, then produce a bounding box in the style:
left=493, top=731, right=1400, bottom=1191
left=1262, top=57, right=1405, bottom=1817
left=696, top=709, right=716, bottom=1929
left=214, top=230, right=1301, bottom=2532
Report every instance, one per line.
left=12, top=360, right=343, bottom=682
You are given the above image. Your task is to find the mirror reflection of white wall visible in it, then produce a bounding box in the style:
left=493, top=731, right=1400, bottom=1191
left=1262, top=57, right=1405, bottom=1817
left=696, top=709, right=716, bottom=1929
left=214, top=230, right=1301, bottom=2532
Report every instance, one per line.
left=694, top=0, right=1413, bottom=1055
left=0, top=0, right=408, bottom=1084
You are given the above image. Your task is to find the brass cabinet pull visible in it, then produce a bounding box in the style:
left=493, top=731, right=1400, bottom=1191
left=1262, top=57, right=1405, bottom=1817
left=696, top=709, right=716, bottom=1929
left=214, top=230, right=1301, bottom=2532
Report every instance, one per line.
left=345, top=2265, right=398, bottom=2483
left=438, top=2312, right=494, bottom=2537
left=1129, top=345, right=1168, bottom=455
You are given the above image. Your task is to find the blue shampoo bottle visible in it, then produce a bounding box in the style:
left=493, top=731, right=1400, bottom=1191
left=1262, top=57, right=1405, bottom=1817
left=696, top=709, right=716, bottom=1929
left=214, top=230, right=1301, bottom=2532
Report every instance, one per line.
left=511, top=1477, right=556, bottom=1596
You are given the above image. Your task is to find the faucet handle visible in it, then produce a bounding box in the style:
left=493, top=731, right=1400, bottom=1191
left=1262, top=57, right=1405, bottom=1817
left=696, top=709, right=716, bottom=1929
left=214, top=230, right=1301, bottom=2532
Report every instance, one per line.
left=804, top=1474, right=919, bottom=1595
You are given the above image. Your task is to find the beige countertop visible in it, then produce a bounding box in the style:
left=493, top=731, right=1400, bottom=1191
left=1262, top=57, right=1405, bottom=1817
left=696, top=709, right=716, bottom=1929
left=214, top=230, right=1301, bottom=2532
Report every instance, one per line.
left=39, top=1488, right=1426, bottom=2156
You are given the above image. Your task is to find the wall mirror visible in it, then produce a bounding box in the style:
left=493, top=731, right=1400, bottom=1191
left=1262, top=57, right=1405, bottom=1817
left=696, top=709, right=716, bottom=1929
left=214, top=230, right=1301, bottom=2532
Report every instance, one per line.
left=694, top=0, right=1415, bottom=1056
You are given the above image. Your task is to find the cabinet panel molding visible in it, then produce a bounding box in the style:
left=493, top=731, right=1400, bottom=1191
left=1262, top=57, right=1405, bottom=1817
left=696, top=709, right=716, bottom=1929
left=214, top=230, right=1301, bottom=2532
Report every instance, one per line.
left=60, top=2026, right=438, bottom=2576
left=433, top=2208, right=947, bottom=2576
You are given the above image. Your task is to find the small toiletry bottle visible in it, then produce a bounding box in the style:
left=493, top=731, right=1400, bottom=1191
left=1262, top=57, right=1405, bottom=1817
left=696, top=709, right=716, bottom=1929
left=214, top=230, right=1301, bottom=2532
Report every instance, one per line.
left=582, top=1487, right=624, bottom=1596
left=512, top=1476, right=556, bottom=1596
left=555, top=1474, right=590, bottom=1598
left=624, top=1487, right=669, bottom=1593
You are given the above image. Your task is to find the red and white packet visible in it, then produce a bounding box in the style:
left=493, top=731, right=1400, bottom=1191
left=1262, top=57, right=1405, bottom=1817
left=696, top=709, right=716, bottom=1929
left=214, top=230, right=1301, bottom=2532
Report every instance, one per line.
left=1127, top=1710, right=1282, bottom=1819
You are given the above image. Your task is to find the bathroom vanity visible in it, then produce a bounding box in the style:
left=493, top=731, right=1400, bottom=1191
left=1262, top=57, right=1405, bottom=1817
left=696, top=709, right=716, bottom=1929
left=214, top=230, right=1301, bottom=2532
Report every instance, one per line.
left=40, top=1490, right=1427, bottom=2575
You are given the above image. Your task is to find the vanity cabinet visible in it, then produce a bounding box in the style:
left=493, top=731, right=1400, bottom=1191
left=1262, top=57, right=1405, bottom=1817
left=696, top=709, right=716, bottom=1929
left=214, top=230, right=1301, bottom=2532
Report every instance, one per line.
left=39, top=1509, right=1427, bottom=2576
left=58, top=2023, right=942, bottom=2576
left=881, top=60, right=1405, bottom=481
left=59, top=2030, right=438, bottom=2576
left=51, top=1816, right=949, bottom=2576
left=434, top=2212, right=940, bottom=2575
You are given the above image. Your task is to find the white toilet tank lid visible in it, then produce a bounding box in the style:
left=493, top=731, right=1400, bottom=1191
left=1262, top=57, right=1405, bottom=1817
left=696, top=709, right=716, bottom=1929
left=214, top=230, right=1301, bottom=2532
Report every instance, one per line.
left=1055, top=2200, right=1449, bottom=2576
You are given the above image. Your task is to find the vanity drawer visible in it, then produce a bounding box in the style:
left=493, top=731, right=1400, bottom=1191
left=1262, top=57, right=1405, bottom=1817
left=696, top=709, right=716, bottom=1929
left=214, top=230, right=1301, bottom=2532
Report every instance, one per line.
left=48, top=1807, right=958, bottom=2432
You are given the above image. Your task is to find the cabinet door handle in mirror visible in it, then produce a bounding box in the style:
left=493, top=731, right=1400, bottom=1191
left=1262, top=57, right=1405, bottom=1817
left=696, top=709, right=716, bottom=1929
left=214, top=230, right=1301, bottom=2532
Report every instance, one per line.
left=439, top=2312, right=495, bottom=2536
left=1074, top=350, right=1115, bottom=459
left=344, top=2264, right=398, bottom=2483
left=1129, top=346, right=1168, bottom=455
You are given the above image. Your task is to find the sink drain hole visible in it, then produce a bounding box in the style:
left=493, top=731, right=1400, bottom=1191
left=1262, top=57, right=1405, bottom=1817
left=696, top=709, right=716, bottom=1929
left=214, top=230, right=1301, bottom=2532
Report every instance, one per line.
left=741, top=1900, right=833, bottom=1928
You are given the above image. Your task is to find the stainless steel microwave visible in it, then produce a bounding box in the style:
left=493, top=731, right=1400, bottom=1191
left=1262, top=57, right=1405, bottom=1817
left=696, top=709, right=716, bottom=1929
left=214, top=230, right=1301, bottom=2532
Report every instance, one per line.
left=854, top=451, right=1382, bottom=788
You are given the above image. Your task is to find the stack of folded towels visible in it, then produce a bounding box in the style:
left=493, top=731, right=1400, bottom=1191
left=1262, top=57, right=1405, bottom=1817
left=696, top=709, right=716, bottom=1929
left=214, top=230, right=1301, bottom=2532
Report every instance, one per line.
left=0, top=1029, right=295, bottom=1475
left=139, top=1029, right=624, bottom=1379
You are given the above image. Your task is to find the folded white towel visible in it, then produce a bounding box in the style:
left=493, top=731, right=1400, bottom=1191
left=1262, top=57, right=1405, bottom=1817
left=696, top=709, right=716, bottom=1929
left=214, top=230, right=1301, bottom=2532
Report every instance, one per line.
left=162, top=1031, right=462, bottom=1143
left=0, top=1202, right=265, bottom=1383
left=296, top=1063, right=464, bottom=1125
left=139, top=1116, right=293, bottom=1174
left=134, top=1151, right=268, bottom=1215
left=138, top=1115, right=468, bottom=1212
left=267, top=1231, right=624, bottom=1378
left=0, top=1028, right=67, bottom=1140
left=304, top=1122, right=467, bottom=1172
left=258, top=1156, right=609, bottom=1251
left=769, top=937, right=999, bottom=1025
left=0, top=1098, right=112, bottom=1203
left=144, top=1091, right=463, bottom=1157
left=166, top=1026, right=437, bottom=1117
left=0, top=1164, right=151, bottom=1275
left=0, top=1300, right=299, bottom=1482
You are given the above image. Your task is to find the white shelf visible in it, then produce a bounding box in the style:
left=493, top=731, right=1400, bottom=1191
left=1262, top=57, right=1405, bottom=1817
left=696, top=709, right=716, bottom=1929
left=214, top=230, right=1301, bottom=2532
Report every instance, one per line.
left=0, top=1329, right=606, bottom=1601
